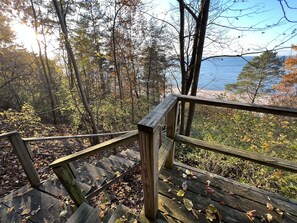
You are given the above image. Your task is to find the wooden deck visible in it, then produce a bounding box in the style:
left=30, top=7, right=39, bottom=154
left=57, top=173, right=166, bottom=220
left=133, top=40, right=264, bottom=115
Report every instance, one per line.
left=154, top=163, right=297, bottom=223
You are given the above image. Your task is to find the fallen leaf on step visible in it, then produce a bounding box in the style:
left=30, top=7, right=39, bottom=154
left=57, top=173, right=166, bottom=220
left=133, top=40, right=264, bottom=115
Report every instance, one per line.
left=266, top=202, right=274, bottom=211
left=275, top=208, right=284, bottom=218
left=266, top=213, right=273, bottom=222
left=205, top=204, right=222, bottom=222
left=59, top=209, right=67, bottom=218
left=245, top=210, right=256, bottom=221
left=191, top=208, right=200, bottom=220
left=182, top=181, right=188, bottom=191
left=6, top=206, right=14, bottom=214
left=115, top=171, right=121, bottom=177
left=21, top=208, right=31, bottom=216
left=177, top=189, right=185, bottom=197
left=31, top=206, right=41, bottom=215
left=183, top=198, right=193, bottom=211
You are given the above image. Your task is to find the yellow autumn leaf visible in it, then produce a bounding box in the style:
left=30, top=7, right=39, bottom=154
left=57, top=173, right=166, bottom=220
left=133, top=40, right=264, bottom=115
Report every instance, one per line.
left=115, top=171, right=121, bottom=177
left=6, top=206, right=14, bottom=214
left=183, top=198, right=193, bottom=211
left=245, top=210, right=256, bottom=221
left=177, top=189, right=185, bottom=197
left=266, top=213, right=273, bottom=222
left=266, top=202, right=274, bottom=211
left=21, top=208, right=31, bottom=215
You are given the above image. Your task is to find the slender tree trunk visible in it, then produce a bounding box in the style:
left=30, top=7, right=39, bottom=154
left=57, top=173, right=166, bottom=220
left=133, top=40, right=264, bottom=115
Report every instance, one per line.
left=30, top=0, right=58, bottom=124
left=251, top=78, right=263, bottom=103
left=52, top=0, right=100, bottom=143
left=184, top=0, right=210, bottom=136
left=112, top=3, right=124, bottom=108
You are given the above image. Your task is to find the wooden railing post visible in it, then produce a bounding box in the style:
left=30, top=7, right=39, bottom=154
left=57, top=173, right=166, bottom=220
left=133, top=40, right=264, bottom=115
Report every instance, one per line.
left=165, top=101, right=178, bottom=169
left=138, top=94, right=178, bottom=220
left=138, top=127, right=160, bottom=220
left=53, top=164, right=87, bottom=206
left=5, top=132, right=40, bottom=187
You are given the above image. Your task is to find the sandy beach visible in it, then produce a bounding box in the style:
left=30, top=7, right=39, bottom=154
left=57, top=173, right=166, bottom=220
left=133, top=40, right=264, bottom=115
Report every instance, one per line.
left=168, top=86, right=272, bottom=104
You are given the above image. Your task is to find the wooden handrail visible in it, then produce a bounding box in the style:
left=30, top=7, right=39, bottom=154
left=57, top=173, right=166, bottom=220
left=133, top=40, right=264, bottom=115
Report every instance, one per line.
left=50, top=130, right=138, bottom=168
left=49, top=130, right=139, bottom=206
left=23, top=131, right=129, bottom=142
left=177, top=94, right=297, bottom=117
left=0, top=131, right=18, bottom=139
left=175, top=134, right=297, bottom=173
left=138, top=94, right=178, bottom=133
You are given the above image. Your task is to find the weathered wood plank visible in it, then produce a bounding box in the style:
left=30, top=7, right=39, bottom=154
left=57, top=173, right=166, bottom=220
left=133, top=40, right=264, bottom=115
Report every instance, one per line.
left=0, top=131, right=18, bottom=139
left=174, top=162, right=297, bottom=216
left=160, top=166, right=297, bottom=223
left=158, top=193, right=208, bottom=223
left=138, top=94, right=178, bottom=133
left=77, top=163, right=115, bottom=187
left=85, top=163, right=141, bottom=200
left=1, top=187, right=73, bottom=223
left=0, top=202, right=25, bottom=223
left=159, top=179, right=258, bottom=223
left=107, top=204, right=138, bottom=223
left=38, top=176, right=91, bottom=197
left=165, top=101, right=178, bottom=169
left=7, top=133, right=40, bottom=187
left=23, top=131, right=130, bottom=142
left=175, top=134, right=297, bottom=173
left=119, top=149, right=140, bottom=162
left=158, top=137, right=174, bottom=172
left=53, top=164, right=87, bottom=206
left=177, top=94, right=297, bottom=117
left=138, top=129, right=159, bottom=219
left=50, top=130, right=138, bottom=168
left=66, top=202, right=98, bottom=223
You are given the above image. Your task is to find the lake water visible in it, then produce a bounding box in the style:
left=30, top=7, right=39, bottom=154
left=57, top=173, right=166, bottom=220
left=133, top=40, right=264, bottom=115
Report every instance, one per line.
left=198, top=56, right=253, bottom=90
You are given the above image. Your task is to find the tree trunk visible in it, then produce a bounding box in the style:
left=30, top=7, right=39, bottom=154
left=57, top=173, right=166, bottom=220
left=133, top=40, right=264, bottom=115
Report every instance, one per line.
left=112, top=3, right=125, bottom=108
left=183, top=0, right=210, bottom=136
left=52, top=0, right=100, bottom=143
left=30, top=0, right=58, bottom=124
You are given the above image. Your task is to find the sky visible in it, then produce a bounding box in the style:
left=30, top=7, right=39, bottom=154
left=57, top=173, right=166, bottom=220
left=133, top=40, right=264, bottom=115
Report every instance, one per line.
left=13, top=0, right=297, bottom=57
left=151, top=0, right=297, bottom=56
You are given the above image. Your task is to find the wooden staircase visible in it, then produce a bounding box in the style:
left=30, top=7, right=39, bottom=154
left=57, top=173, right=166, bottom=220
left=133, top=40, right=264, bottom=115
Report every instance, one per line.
left=64, top=148, right=141, bottom=223
left=0, top=148, right=141, bottom=223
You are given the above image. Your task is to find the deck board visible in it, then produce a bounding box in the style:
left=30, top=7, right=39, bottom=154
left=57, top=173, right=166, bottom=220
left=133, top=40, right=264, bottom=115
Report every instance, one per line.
left=1, top=186, right=73, bottom=223
left=157, top=163, right=297, bottom=223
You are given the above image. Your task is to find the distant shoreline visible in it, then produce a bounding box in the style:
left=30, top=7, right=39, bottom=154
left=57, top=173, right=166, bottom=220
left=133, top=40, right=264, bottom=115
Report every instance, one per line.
left=168, top=86, right=272, bottom=104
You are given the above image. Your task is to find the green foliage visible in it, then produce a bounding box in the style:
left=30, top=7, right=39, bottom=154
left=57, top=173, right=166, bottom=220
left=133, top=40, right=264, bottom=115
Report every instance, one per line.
left=225, top=51, right=284, bottom=103
left=0, top=103, right=52, bottom=137
left=176, top=105, right=297, bottom=199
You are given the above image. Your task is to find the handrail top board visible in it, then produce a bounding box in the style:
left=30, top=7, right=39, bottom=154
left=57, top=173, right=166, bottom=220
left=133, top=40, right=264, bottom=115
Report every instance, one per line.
left=138, top=94, right=178, bottom=133
left=23, top=131, right=129, bottom=142
left=0, top=131, right=19, bottom=139
left=175, top=134, right=297, bottom=173
left=50, top=130, right=138, bottom=168
left=177, top=94, right=297, bottom=117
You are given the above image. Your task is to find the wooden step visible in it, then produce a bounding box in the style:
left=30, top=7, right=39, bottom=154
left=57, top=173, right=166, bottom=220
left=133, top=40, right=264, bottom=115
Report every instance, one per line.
left=76, top=163, right=115, bottom=188
left=38, top=176, right=92, bottom=197
left=1, top=186, right=73, bottom=223
left=108, top=154, right=136, bottom=170
left=107, top=204, right=138, bottom=223
left=66, top=202, right=93, bottom=223
left=119, top=149, right=140, bottom=162
left=93, top=157, right=115, bottom=172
